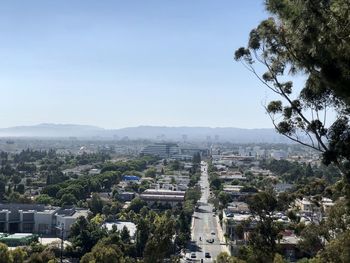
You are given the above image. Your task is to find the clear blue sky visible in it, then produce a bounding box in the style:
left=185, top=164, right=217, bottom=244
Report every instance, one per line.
left=0, top=0, right=279, bottom=129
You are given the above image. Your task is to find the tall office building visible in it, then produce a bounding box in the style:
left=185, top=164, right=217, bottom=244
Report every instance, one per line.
left=140, top=143, right=179, bottom=158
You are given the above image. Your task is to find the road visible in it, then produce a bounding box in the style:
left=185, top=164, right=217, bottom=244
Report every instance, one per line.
left=184, top=161, right=229, bottom=262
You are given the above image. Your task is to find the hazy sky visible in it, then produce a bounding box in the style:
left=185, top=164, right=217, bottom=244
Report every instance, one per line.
left=0, top=0, right=282, bottom=129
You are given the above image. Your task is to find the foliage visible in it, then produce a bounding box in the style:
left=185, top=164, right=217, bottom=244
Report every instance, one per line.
left=298, top=224, right=325, bottom=257
left=145, top=167, right=157, bottom=178
left=246, top=191, right=283, bottom=262
left=235, top=0, right=350, bottom=204
left=69, top=216, right=108, bottom=256
left=35, top=194, right=54, bottom=205
left=215, top=252, right=246, bottom=263
left=317, top=230, right=350, bottom=263
left=81, top=243, right=125, bottom=263
left=127, top=198, right=146, bottom=213
left=0, top=243, right=13, bottom=263
left=89, top=193, right=104, bottom=214
left=11, top=247, right=27, bottom=263
left=143, top=213, right=176, bottom=263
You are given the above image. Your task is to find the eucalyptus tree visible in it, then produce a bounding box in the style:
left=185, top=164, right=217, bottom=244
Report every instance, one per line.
left=235, top=0, right=350, bottom=203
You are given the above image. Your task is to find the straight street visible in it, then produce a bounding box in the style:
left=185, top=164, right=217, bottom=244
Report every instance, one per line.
left=185, top=161, right=229, bottom=262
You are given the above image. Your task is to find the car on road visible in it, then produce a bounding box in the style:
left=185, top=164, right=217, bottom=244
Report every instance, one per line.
left=211, top=231, right=215, bottom=235
left=190, top=252, right=196, bottom=259
left=205, top=252, right=211, bottom=258
left=206, top=238, right=214, bottom=243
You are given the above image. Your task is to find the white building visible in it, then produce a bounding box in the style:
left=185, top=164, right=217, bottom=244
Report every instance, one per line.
left=55, top=208, right=90, bottom=238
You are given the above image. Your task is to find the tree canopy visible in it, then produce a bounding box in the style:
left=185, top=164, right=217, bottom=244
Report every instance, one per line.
left=235, top=0, right=350, bottom=204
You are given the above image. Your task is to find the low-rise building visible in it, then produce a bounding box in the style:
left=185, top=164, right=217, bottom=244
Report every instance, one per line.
left=140, top=189, right=186, bottom=207
left=55, top=208, right=90, bottom=239
left=222, top=209, right=254, bottom=255
left=117, top=192, right=135, bottom=202
left=295, top=198, right=313, bottom=213
left=0, top=204, right=89, bottom=239
left=219, top=171, right=247, bottom=181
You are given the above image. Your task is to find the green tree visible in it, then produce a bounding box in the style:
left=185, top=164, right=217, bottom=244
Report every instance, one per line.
left=143, top=214, right=176, bottom=263
left=235, top=0, right=350, bottom=202
left=0, top=243, right=13, bottom=263
left=136, top=217, right=150, bottom=257
left=128, top=198, right=146, bottom=213
left=80, top=252, right=94, bottom=263
left=11, top=175, right=21, bottom=191
left=35, top=194, right=54, bottom=205
left=273, top=254, right=287, bottom=263
left=215, top=252, right=246, bottom=263
left=60, top=193, right=77, bottom=206
left=0, top=175, right=6, bottom=200
left=11, top=247, right=27, bottom=263
left=88, top=243, right=125, bottom=263
left=69, top=216, right=107, bottom=256
left=145, top=167, right=157, bottom=178
left=120, top=226, right=131, bottom=244
left=218, top=191, right=231, bottom=208
left=16, top=184, right=25, bottom=194
left=298, top=223, right=325, bottom=257
left=316, top=230, right=350, bottom=263
left=246, top=192, right=282, bottom=263
left=89, top=193, right=104, bottom=214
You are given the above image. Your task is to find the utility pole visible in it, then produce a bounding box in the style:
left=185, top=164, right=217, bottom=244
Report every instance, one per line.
left=60, top=227, right=64, bottom=263
left=56, top=224, right=65, bottom=263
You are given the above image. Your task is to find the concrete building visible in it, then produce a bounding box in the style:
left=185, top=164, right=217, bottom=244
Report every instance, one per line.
left=0, top=204, right=58, bottom=234
left=0, top=204, right=89, bottom=239
left=140, top=143, right=180, bottom=158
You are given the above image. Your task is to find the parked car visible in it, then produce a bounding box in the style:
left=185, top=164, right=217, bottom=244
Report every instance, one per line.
left=206, top=238, right=214, bottom=243
left=205, top=252, right=211, bottom=258
left=191, top=252, right=196, bottom=258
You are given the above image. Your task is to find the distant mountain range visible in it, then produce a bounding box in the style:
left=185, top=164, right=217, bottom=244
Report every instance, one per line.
left=0, top=123, right=289, bottom=143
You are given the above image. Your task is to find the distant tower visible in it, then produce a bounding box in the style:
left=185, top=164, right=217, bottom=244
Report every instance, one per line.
left=214, top=135, right=219, bottom=141
left=182, top=134, right=188, bottom=142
